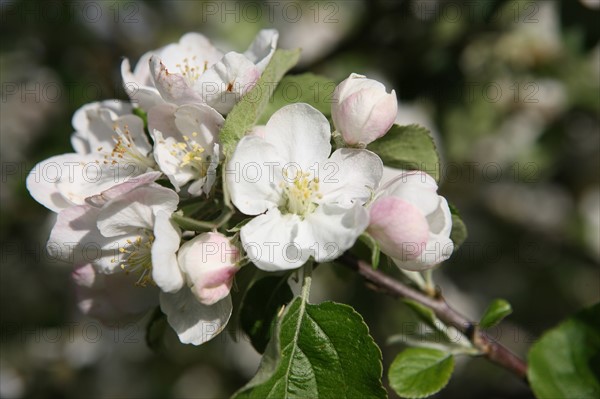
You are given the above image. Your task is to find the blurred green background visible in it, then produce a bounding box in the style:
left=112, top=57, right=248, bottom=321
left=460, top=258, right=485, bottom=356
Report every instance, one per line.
left=1, top=0, right=598, bottom=398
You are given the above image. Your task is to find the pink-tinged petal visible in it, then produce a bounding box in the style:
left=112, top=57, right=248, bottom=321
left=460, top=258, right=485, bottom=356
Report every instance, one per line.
left=148, top=102, right=178, bottom=138
left=85, top=171, right=162, bottom=208
left=72, top=264, right=157, bottom=325
left=177, top=232, right=240, bottom=305
left=332, top=74, right=397, bottom=145
left=160, top=289, right=232, bottom=345
left=368, top=196, right=430, bottom=260
left=150, top=56, right=204, bottom=105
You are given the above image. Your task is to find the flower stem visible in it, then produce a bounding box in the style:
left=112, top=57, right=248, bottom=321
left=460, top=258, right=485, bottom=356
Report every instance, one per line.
left=339, top=253, right=529, bottom=383
left=301, top=262, right=313, bottom=303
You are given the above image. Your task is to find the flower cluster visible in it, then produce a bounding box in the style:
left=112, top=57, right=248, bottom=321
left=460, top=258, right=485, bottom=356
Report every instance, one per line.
left=28, top=31, right=453, bottom=345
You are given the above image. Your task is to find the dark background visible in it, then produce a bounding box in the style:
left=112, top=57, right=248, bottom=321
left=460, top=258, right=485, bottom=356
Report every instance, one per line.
left=1, top=1, right=599, bottom=398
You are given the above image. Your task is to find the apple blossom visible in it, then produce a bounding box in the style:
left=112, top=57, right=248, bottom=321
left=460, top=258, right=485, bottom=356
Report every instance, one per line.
left=122, top=29, right=278, bottom=114
left=148, top=103, right=224, bottom=196
left=26, top=101, right=156, bottom=212
left=332, top=73, right=398, bottom=146
left=47, top=181, right=179, bottom=278
left=226, top=103, right=383, bottom=271
left=368, top=171, right=453, bottom=271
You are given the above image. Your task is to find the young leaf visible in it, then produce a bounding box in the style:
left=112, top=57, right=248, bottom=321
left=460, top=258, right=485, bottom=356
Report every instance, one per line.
left=258, top=73, right=336, bottom=124
left=403, top=299, right=440, bottom=331
left=448, top=203, right=468, bottom=250
left=479, top=299, right=512, bottom=328
left=240, top=275, right=294, bottom=353
left=528, top=303, right=600, bottom=399
left=359, top=232, right=381, bottom=269
left=367, top=124, right=441, bottom=182
left=220, top=48, right=301, bottom=158
left=388, top=348, right=455, bottom=399
left=233, top=299, right=386, bottom=399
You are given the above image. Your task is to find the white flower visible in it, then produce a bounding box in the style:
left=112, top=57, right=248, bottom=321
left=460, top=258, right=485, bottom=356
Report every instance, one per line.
left=26, top=101, right=156, bottom=212
left=226, top=103, right=383, bottom=271
left=47, top=178, right=178, bottom=278
left=368, top=171, right=453, bottom=271
left=122, top=29, right=278, bottom=114
left=152, top=231, right=240, bottom=345
left=148, top=103, right=224, bottom=196
left=332, top=73, right=398, bottom=146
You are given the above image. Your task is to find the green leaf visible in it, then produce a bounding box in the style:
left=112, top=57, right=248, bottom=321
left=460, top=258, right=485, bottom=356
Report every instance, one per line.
left=388, top=348, right=455, bottom=399
left=233, top=299, right=386, bottom=399
left=367, top=124, right=441, bottom=182
left=403, top=299, right=440, bottom=331
left=448, top=203, right=467, bottom=250
left=220, top=48, right=301, bottom=158
left=359, top=233, right=381, bottom=269
left=257, top=73, right=336, bottom=124
left=479, top=299, right=512, bottom=328
left=528, top=303, right=600, bottom=399
left=240, top=276, right=294, bottom=353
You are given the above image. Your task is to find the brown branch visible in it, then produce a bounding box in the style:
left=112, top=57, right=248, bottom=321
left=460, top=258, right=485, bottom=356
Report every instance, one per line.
left=339, top=254, right=529, bottom=383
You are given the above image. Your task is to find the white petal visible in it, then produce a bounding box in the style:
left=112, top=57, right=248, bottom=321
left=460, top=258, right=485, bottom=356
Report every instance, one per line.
left=26, top=154, right=79, bottom=212
left=96, top=184, right=179, bottom=237
left=195, top=52, right=260, bottom=114
left=160, top=289, right=232, bottom=345
left=148, top=103, right=178, bottom=138
left=226, top=135, right=284, bottom=215
left=263, top=103, right=332, bottom=172
left=244, top=29, right=279, bottom=72
left=301, top=203, right=369, bottom=262
left=427, top=197, right=453, bottom=237
left=240, top=209, right=310, bottom=271
left=381, top=171, right=440, bottom=216
left=159, top=32, right=223, bottom=72
left=121, top=54, right=166, bottom=111
left=174, top=103, right=224, bottom=149
left=151, top=211, right=184, bottom=293
left=319, top=148, right=383, bottom=207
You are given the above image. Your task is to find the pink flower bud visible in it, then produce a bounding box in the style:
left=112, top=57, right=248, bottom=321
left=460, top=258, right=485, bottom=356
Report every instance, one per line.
left=370, top=171, right=454, bottom=271
left=177, top=232, right=240, bottom=305
left=332, top=73, right=398, bottom=146
left=368, top=197, right=430, bottom=260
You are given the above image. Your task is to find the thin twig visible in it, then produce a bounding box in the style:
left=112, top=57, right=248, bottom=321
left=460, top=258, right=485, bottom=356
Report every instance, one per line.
left=339, top=254, right=529, bottom=382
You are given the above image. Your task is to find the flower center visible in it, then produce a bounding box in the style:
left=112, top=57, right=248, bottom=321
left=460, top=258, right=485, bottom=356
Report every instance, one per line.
left=170, top=133, right=209, bottom=175
left=279, top=171, right=323, bottom=217
left=175, top=56, right=209, bottom=85
left=117, top=229, right=155, bottom=287
left=98, top=124, right=156, bottom=170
